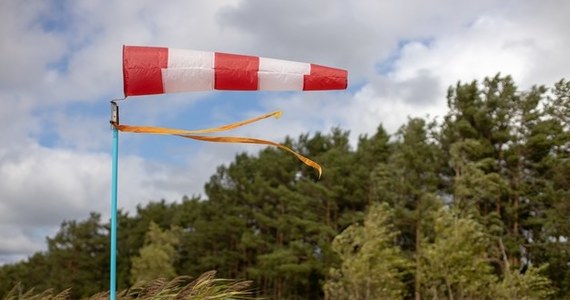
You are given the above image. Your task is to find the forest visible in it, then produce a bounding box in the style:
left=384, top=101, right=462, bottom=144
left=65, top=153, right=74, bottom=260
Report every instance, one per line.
left=0, top=75, right=568, bottom=299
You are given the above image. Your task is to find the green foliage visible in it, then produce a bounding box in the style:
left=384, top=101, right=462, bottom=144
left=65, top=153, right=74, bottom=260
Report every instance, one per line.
left=45, top=213, right=109, bottom=298
left=130, top=222, right=180, bottom=284
left=420, top=207, right=497, bottom=299
left=493, top=265, right=555, bottom=300
left=325, top=203, right=411, bottom=300
left=442, top=74, right=570, bottom=297
left=0, top=75, right=568, bottom=299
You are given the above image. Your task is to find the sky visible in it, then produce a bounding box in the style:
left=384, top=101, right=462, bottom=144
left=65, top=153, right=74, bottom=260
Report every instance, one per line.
left=0, top=0, right=569, bottom=264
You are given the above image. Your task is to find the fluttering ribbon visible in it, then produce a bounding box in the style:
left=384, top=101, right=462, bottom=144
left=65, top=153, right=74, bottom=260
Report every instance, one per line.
left=112, top=111, right=322, bottom=178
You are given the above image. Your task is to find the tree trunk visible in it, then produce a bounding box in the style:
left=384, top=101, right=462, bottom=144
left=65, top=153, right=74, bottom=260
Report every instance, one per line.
left=366, top=276, right=371, bottom=300
left=415, top=203, right=422, bottom=300
left=326, top=198, right=331, bottom=227
left=334, top=204, right=338, bottom=232
left=513, top=153, right=522, bottom=237
left=274, top=277, right=283, bottom=300
left=445, top=275, right=454, bottom=300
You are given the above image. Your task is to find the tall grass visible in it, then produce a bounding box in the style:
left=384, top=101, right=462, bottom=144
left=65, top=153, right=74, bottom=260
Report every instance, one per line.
left=3, top=271, right=257, bottom=300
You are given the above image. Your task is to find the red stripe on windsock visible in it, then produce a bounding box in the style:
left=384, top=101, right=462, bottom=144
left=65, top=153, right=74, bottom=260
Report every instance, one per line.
left=214, top=52, right=259, bottom=90
left=123, top=46, right=168, bottom=96
left=123, top=45, right=348, bottom=96
left=303, top=64, right=348, bottom=90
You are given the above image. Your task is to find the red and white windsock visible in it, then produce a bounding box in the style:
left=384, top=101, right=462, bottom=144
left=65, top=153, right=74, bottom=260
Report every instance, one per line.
left=123, top=45, right=348, bottom=97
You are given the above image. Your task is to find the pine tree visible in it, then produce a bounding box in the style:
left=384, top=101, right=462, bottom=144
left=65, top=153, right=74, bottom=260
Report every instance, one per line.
left=371, top=117, right=443, bottom=299
left=325, top=202, right=411, bottom=300
left=442, top=75, right=522, bottom=272
left=45, top=213, right=109, bottom=298
left=493, top=265, right=554, bottom=300
left=420, top=207, right=497, bottom=299
left=130, top=222, right=180, bottom=283
left=537, top=79, right=570, bottom=296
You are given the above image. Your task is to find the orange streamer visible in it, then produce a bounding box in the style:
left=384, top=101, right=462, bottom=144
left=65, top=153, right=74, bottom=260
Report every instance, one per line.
left=112, top=111, right=322, bottom=179
left=114, top=111, right=282, bottom=135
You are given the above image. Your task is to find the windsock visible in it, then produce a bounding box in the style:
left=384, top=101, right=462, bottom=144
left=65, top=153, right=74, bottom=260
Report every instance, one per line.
left=123, top=45, right=348, bottom=96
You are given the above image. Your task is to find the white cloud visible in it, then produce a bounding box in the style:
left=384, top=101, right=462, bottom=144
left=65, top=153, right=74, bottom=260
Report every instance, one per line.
left=217, top=0, right=503, bottom=78
left=0, top=142, right=209, bottom=262
left=0, top=1, right=66, bottom=91
left=0, top=225, right=47, bottom=262
left=0, top=142, right=211, bottom=225
left=1, top=0, right=569, bottom=265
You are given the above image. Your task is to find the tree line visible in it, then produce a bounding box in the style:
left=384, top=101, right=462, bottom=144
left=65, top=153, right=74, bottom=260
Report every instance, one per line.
left=0, top=75, right=568, bottom=299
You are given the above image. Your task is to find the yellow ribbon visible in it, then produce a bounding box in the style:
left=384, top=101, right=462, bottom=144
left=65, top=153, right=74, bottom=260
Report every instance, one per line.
left=113, top=111, right=322, bottom=179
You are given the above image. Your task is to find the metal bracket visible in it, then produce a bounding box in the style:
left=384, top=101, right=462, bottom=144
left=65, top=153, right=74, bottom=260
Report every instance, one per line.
left=111, top=101, right=119, bottom=127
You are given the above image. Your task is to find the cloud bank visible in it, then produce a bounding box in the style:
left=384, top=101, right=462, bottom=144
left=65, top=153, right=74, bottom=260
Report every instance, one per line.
left=0, top=0, right=568, bottom=263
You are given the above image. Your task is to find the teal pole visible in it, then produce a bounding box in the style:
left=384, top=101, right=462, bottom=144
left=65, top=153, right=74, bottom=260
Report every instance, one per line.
left=110, top=102, right=119, bottom=299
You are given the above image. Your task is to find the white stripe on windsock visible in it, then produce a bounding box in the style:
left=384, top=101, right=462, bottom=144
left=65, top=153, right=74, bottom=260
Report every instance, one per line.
left=258, top=57, right=310, bottom=91
left=162, top=49, right=214, bottom=93
left=163, top=51, right=313, bottom=92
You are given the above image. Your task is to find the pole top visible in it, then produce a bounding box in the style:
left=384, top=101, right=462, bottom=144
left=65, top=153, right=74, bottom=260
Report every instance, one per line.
left=110, top=101, right=119, bottom=126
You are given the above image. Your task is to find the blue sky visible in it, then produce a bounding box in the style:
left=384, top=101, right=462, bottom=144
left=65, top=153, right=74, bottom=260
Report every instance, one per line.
left=1, top=0, right=569, bottom=264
